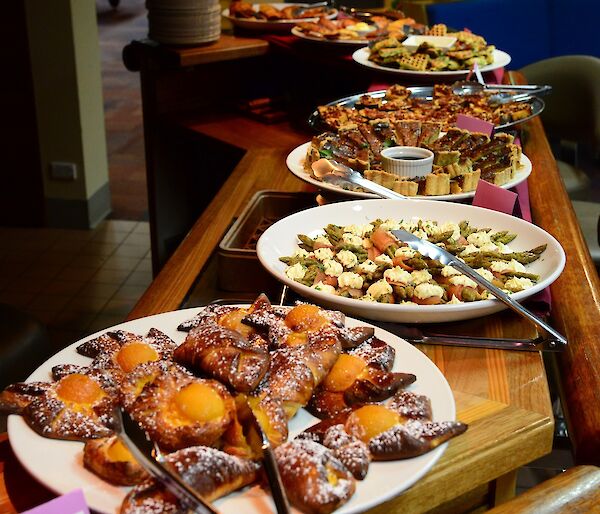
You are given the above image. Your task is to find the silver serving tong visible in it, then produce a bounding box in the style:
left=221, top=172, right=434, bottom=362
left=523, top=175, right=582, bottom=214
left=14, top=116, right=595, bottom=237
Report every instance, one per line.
left=247, top=406, right=291, bottom=514
left=452, top=81, right=552, bottom=105
left=391, top=229, right=567, bottom=351
left=311, top=158, right=407, bottom=200
left=113, top=407, right=219, bottom=514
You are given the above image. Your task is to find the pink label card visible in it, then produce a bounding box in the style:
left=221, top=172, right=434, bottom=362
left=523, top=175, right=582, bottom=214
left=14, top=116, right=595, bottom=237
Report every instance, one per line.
left=472, top=179, right=517, bottom=215
left=455, top=114, right=494, bottom=136
left=22, top=489, right=90, bottom=514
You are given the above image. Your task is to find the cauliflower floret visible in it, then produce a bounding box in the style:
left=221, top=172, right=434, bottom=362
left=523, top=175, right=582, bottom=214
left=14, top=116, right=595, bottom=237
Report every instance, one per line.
left=293, top=248, right=310, bottom=258
left=323, top=259, right=343, bottom=277
left=358, top=259, right=378, bottom=274
left=343, top=224, right=374, bottom=237
left=441, top=265, right=461, bottom=277
left=447, top=295, right=463, bottom=304
left=384, top=267, right=412, bottom=284
left=411, top=269, right=432, bottom=285
left=338, top=272, right=363, bottom=289
left=439, top=221, right=461, bottom=241
left=490, top=259, right=526, bottom=274
left=366, top=279, right=393, bottom=299
left=374, top=254, right=392, bottom=266
left=336, top=249, right=358, bottom=269
left=413, top=283, right=444, bottom=300
left=314, top=235, right=331, bottom=247
left=475, top=268, right=494, bottom=281
left=314, top=247, right=334, bottom=261
left=342, top=233, right=363, bottom=247
left=449, top=275, right=478, bottom=288
left=379, top=219, right=400, bottom=231
left=460, top=244, right=480, bottom=255
left=504, top=277, right=534, bottom=292
left=467, top=231, right=492, bottom=247
left=395, top=247, right=416, bottom=259
left=286, top=263, right=306, bottom=281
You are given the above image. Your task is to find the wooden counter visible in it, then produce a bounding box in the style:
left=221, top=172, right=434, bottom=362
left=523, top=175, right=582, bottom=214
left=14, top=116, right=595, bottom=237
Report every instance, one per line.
left=1, top=36, right=599, bottom=513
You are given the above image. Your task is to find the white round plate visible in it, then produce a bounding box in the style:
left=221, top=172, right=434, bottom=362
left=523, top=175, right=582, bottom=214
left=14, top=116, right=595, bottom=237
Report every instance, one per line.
left=291, top=26, right=370, bottom=46
left=352, top=47, right=511, bottom=77
left=223, top=3, right=337, bottom=31
left=256, top=199, right=565, bottom=323
left=286, top=141, right=533, bottom=201
left=8, top=308, right=455, bottom=514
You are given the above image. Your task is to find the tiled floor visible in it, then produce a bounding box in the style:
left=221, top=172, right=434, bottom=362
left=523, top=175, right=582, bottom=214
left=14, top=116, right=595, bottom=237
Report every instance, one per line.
left=0, top=220, right=152, bottom=351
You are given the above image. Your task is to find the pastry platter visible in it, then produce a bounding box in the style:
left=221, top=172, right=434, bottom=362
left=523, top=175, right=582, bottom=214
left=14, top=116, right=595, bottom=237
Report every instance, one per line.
left=352, top=47, right=511, bottom=78
left=8, top=308, right=457, bottom=514
left=286, top=141, right=532, bottom=201
left=256, top=199, right=566, bottom=323
left=291, top=26, right=371, bottom=46
left=223, top=3, right=337, bottom=31
left=307, top=86, right=546, bottom=132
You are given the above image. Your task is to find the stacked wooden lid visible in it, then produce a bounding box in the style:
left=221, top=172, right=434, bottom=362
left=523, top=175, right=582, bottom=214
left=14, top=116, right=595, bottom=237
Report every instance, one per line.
left=147, top=0, right=221, bottom=45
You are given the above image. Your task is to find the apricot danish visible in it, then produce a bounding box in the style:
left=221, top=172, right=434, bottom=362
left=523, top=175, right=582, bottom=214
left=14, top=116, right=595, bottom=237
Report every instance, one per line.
left=125, top=365, right=236, bottom=452
left=1, top=372, right=117, bottom=441
left=83, top=435, right=147, bottom=486
left=120, top=446, right=260, bottom=513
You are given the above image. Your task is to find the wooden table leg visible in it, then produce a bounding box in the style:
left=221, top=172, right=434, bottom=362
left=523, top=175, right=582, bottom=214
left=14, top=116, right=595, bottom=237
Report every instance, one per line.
left=490, top=470, right=518, bottom=506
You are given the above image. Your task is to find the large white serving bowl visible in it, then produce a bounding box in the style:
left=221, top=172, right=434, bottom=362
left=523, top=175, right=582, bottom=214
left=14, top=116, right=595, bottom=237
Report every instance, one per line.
left=256, top=199, right=566, bottom=323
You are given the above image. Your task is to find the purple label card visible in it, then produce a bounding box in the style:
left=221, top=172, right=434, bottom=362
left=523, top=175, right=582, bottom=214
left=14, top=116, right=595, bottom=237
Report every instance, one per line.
left=455, top=114, right=494, bottom=137
left=472, top=179, right=517, bottom=215
left=23, top=489, right=90, bottom=514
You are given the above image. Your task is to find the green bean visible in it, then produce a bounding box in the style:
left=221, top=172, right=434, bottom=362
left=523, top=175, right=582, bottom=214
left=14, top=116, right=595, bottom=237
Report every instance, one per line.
left=407, top=257, right=428, bottom=270
left=504, top=271, right=540, bottom=281
left=428, top=230, right=454, bottom=244
left=298, top=234, right=314, bottom=251
left=461, top=287, right=481, bottom=302
left=385, top=244, right=399, bottom=258
left=324, top=225, right=343, bottom=245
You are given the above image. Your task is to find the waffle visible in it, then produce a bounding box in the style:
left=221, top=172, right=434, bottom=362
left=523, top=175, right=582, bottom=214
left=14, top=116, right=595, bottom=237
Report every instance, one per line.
left=398, top=53, right=429, bottom=71
left=426, top=23, right=447, bottom=36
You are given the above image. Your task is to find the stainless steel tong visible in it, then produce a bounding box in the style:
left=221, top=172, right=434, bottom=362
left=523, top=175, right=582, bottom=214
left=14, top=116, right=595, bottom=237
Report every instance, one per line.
left=391, top=229, right=567, bottom=351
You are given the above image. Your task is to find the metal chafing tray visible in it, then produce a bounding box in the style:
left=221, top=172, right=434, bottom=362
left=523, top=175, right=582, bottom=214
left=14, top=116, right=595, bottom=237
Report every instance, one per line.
left=217, top=191, right=318, bottom=292
left=307, top=85, right=545, bottom=131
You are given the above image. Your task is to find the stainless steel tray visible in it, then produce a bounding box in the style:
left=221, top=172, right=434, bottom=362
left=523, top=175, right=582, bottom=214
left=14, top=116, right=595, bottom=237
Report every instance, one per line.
left=307, top=85, right=545, bottom=131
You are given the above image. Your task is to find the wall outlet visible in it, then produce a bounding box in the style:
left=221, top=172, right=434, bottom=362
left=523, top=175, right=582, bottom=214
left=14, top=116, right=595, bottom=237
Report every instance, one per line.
left=50, top=161, right=77, bottom=181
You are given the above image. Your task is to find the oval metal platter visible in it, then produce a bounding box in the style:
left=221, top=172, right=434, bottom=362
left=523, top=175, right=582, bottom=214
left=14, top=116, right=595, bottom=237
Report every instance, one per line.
left=307, top=86, right=545, bottom=132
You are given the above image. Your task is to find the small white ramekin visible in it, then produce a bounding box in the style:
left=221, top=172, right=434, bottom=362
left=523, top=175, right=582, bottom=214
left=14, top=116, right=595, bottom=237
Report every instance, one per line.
left=381, top=146, right=434, bottom=179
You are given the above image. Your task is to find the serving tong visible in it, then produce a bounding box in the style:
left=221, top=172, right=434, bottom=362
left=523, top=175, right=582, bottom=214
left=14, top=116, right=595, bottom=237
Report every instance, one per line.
left=452, top=80, right=552, bottom=106
left=390, top=229, right=567, bottom=351
left=311, top=158, right=407, bottom=200
left=113, top=407, right=219, bottom=514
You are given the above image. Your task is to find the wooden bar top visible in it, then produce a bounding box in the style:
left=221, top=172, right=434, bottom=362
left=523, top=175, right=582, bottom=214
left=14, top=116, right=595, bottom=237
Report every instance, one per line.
left=123, top=35, right=269, bottom=70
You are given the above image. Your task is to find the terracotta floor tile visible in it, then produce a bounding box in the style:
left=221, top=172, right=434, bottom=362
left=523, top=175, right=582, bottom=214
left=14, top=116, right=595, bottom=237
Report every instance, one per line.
left=112, top=244, right=149, bottom=259
left=122, top=232, right=150, bottom=247
left=80, top=241, right=119, bottom=257
left=102, top=254, right=141, bottom=271
left=29, top=294, right=72, bottom=312
left=80, top=282, right=121, bottom=300
left=123, top=269, right=152, bottom=287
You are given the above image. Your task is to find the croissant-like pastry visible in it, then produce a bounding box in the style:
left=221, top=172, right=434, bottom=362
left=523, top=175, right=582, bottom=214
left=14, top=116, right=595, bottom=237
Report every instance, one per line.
left=257, top=336, right=341, bottom=419
left=173, top=321, right=270, bottom=393
left=126, top=365, right=236, bottom=452
left=83, top=435, right=148, bottom=486
left=275, top=439, right=356, bottom=514
left=1, top=372, right=117, bottom=441
left=369, top=419, right=467, bottom=460
left=120, top=446, right=260, bottom=513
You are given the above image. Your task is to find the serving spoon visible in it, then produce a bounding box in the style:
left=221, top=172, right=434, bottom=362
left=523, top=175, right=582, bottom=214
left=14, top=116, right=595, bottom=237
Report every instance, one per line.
left=311, top=158, right=407, bottom=200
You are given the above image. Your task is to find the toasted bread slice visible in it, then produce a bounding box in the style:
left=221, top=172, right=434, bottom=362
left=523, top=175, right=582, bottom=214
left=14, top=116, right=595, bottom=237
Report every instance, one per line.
left=392, top=180, right=419, bottom=196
